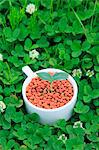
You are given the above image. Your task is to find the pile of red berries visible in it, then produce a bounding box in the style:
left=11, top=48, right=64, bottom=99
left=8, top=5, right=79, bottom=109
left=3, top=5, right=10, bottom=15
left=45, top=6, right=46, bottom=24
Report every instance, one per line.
left=26, top=76, right=73, bottom=109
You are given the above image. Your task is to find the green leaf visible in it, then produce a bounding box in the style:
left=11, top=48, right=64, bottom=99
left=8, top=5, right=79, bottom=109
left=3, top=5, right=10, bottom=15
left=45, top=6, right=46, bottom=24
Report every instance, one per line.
left=14, top=44, right=24, bottom=57
left=13, top=28, right=20, bottom=39
left=4, top=97, right=23, bottom=108
left=92, top=89, right=99, bottom=99
left=23, top=54, right=33, bottom=64
left=3, top=27, right=20, bottom=42
left=93, top=99, right=99, bottom=107
left=83, top=95, right=92, bottom=103
left=78, top=9, right=94, bottom=21
left=58, top=17, right=68, bottom=32
left=41, top=0, right=51, bottom=9
left=82, top=61, right=93, bottom=69
left=87, top=132, right=99, bottom=142
left=2, top=119, right=11, bottom=129
left=72, top=51, right=82, bottom=57
left=58, top=43, right=65, bottom=53
left=8, top=7, right=24, bottom=29
left=0, top=137, right=7, bottom=150
left=24, top=38, right=32, bottom=51
left=13, top=111, right=23, bottom=123
left=82, top=40, right=91, bottom=51
left=37, top=72, right=53, bottom=82
left=66, top=125, right=73, bottom=134
left=54, top=36, right=61, bottom=42
left=94, top=66, right=99, bottom=72
left=70, top=40, right=81, bottom=51
left=36, top=126, right=52, bottom=141
left=45, top=24, right=55, bottom=36
left=84, top=85, right=92, bottom=95
left=4, top=106, right=16, bottom=122
left=24, top=113, right=40, bottom=123
left=29, top=16, right=41, bottom=40
left=18, top=24, right=29, bottom=41
left=71, top=40, right=82, bottom=57
left=49, top=58, right=57, bottom=66
left=4, top=106, right=23, bottom=123
left=30, top=44, right=39, bottom=49
left=36, top=36, right=49, bottom=48
left=70, top=0, right=82, bottom=7
left=20, top=145, right=28, bottom=150
left=6, top=139, right=16, bottom=149
left=79, top=111, right=94, bottom=122
left=3, top=27, right=12, bottom=38
left=96, top=55, right=99, bottom=63
left=8, top=56, right=23, bottom=68
left=53, top=72, right=68, bottom=80
left=72, top=20, right=83, bottom=34
left=90, top=46, right=99, bottom=55
left=37, top=72, right=69, bottom=83
left=74, top=101, right=89, bottom=114
left=13, top=128, right=27, bottom=140
left=7, top=28, right=20, bottom=42
left=54, top=119, right=67, bottom=132
left=96, top=73, right=99, bottom=82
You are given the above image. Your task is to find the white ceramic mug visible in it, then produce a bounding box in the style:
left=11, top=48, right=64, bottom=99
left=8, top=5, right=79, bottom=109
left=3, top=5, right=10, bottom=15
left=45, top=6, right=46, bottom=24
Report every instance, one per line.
left=22, top=66, right=78, bottom=124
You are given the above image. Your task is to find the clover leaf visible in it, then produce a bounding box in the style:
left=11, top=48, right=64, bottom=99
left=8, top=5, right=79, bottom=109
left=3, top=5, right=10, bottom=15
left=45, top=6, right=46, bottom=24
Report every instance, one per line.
left=74, top=101, right=89, bottom=114
left=37, top=72, right=68, bottom=83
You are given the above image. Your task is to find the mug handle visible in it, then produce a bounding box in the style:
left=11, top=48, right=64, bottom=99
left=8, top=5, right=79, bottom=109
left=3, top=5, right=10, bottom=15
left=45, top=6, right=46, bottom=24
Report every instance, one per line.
left=22, top=66, right=36, bottom=77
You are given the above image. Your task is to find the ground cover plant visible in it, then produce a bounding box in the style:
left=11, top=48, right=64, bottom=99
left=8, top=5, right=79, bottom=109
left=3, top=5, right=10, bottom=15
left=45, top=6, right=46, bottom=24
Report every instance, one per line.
left=0, top=0, right=99, bottom=149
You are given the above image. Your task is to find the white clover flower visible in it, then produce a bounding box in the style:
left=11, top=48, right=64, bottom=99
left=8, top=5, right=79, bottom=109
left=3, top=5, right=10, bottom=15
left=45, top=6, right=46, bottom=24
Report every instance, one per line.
left=58, top=134, right=67, bottom=143
left=86, top=70, right=94, bottom=77
left=73, top=121, right=83, bottom=129
left=29, top=49, right=39, bottom=60
left=26, top=3, right=37, bottom=14
left=0, top=53, right=3, bottom=61
left=72, top=69, right=82, bottom=78
left=72, top=69, right=77, bottom=77
left=0, top=101, right=6, bottom=113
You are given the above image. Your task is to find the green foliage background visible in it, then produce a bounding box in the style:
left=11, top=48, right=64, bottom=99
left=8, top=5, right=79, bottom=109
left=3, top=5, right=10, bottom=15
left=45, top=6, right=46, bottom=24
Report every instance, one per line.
left=0, top=0, right=99, bottom=149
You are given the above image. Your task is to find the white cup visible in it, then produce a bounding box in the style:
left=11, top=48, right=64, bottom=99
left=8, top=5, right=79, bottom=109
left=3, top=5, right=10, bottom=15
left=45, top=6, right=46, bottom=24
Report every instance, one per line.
left=22, top=66, right=78, bottom=124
